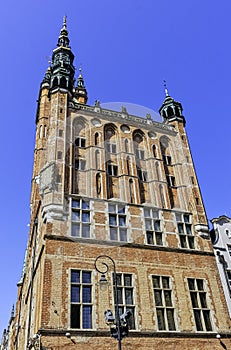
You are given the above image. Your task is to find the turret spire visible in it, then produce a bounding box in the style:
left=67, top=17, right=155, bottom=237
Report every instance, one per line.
left=163, top=80, right=169, bottom=97
left=74, top=65, right=88, bottom=104
left=57, top=15, right=70, bottom=48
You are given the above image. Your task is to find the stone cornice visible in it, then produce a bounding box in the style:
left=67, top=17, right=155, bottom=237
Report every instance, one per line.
left=44, top=234, right=214, bottom=257
left=68, top=102, right=177, bottom=135
left=39, top=328, right=231, bottom=339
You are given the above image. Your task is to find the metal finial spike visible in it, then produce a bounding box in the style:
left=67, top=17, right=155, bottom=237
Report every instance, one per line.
left=63, top=15, right=67, bottom=29
left=79, top=64, right=83, bottom=77
left=163, top=80, right=169, bottom=97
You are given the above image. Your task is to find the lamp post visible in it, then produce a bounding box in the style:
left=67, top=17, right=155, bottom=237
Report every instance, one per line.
left=94, top=255, right=130, bottom=350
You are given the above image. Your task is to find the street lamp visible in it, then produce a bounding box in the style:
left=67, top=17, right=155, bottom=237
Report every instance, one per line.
left=94, top=255, right=131, bottom=350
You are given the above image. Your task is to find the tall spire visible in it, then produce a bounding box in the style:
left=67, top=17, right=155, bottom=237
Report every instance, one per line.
left=49, top=16, right=75, bottom=93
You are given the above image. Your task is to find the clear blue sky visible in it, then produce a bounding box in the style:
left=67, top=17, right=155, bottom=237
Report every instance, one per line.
left=1, top=0, right=231, bottom=336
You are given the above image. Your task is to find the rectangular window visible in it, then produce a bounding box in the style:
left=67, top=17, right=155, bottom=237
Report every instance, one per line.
left=137, top=168, right=148, bottom=182
left=187, top=278, right=212, bottom=331
left=135, top=149, right=145, bottom=160
left=71, top=199, right=90, bottom=238
left=144, top=208, right=163, bottom=246
left=227, top=245, right=231, bottom=256
left=109, top=204, right=127, bottom=242
left=163, top=155, right=172, bottom=165
left=106, top=143, right=117, bottom=154
left=75, top=137, right=86, bottom=148
left=75, top=159, right=86, bottom=171
left=176, top=213, right=194, bottom=249
left=70, top=270, right=92, bottom=329
left=113, top=273, right=136, bottom=329
left=152, top=276, right=176, bottom=331
left=166, top=175, right=176, bottom=187
left=107, top=163, right=118, bottom=176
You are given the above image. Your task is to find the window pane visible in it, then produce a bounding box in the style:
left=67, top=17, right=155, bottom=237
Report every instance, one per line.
left=157, top=309, right=165, bottom=330
left=82, top=287, right=91, bottom=303
left=184, top=214, right=190, bottom=223
left=82, top=272, right=91, bottom=284
left=117, top=288, right=123, bottom=304
left=119, top=216, right=126, bottom=226
left=109, top=205, right=116, bottom=213
left=82, top=306, right=92, bottom=328
left=180, top=236, right=187, bottom=248
left=178, top=223, right=184, bottom=233
left=82, top=212, right=90, bottom=222
left=110, top=228, right=117, bottom=240
left=72, top=211, right=80, bottom=221
left=72, top=223, right=80, bottom=237
left=191, top=292, right=199, bottom=308
left=164, top=291, right=172, bottom=306
left=125, top=289, right=133, bottom=304
left=188, top=279, right=195, bottom=290
left=72, top=200, right=80, bottom=208
left=186, top=224, right=192, bottom=235
left=152, top=210, right=158, bottom=219
left=144, top=209, right=150, bottom=217
left=71, top=270, right=80, bottom=283
left=71, top=304, right=80, bottom=328
left=124, top=274, right=132, bottom=286
left=167, top=309, right=176, bottom=330
left=145, top=219, right=152, bottom=230
left=115, top=274, right=122, bottom=286
left=162, top=277, right=170, bottom=289
left=118, top=206, right=125, bottom=214
left=82, top=201, right=89, bottom=210
left=194, top=310, right=203, bottom=331
left=71, top=286, right=80, bottom=302
left=188, top=236, right=195, bottom=249
left=203, top=310, right=212, bottom=331
left=154, top=220, right=161, bottom=231
left=147, top=232, right=154, bottom=245
left=199, top=293, right=207, bottom=308
left=109, top=214, right=117, bottom=226
left=156, top=232, right=163, bottom=245
left=82, top=225, right=90, bottom=238
left=119, top=229, right=127, bottom=242
left=126, top=307, right=135, bottom=329
left=197, top=279, right=204, bottom=291
left=154, top=291, right=163, bottom=306
left=153, top=276, right=160, bottom=288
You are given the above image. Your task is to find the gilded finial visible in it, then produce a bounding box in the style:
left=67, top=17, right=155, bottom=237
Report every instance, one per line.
left=79, top=64, right=82, bottom=77
left=63, top=15, right=67, bottom=29
left=163, top=80, right=169, bottom=97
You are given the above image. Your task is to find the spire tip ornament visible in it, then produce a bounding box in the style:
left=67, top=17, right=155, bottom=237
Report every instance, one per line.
left=163, top=80, right=169, bottom=97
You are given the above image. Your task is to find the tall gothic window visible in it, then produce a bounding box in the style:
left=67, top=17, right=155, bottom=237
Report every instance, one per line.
left=113, top=273, right=136, bottom=329
left=70, top=270, right=92, bottom=329
left=152, top=276, right=176, bottom=331
left=187, top=278, right=212, bottom=331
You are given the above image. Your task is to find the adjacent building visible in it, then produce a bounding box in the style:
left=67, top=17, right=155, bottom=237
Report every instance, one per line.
left=2, top=18, right=231, bottom=350
left=210, top=215, right=231, bottom=318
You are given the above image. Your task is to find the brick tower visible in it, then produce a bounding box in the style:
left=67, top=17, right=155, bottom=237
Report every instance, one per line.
left=6, top=18, right=231, bottom=350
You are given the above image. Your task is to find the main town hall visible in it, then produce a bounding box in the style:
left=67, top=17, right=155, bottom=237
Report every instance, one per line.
left=1, top=18, right=231, bottom=350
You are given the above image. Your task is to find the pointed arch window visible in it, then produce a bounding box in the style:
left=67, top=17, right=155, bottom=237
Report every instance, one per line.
left=96, top=173, right=101, bottom=196
left=95, top=132, right=99, bottom=146
left=129, top=179, right=135, bottom=203
left=95, top=150, right=100, bottom=170
left=153, top=145, right=157, bottom=158
left=125, top=139, right=129, bottom=153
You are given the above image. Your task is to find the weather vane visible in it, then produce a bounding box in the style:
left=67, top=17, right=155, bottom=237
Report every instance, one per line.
left=163, top=80, right=169, bottom=97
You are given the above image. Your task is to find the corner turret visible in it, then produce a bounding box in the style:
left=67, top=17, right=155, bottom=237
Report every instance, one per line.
left=159, top=81, right=185, bottom=125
